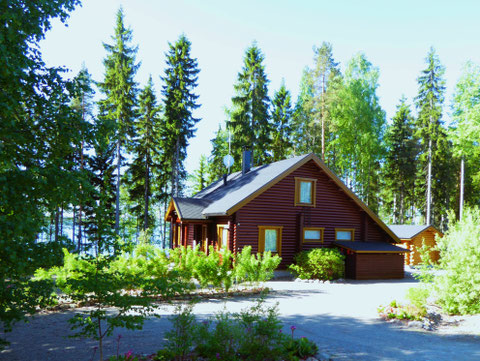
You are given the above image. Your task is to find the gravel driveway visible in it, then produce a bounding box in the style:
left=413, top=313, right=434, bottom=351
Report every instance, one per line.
left=1, top=273, right=479, bottom=361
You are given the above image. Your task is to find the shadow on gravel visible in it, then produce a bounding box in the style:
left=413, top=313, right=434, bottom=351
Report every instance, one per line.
left=2, top=305, right=479, bottom=361
left=279, top=313, right=480, bottom=361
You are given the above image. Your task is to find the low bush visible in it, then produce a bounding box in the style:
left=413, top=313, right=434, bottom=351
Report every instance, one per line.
left=289, top=248, right=345, bottom=280
left=156, top=299, right=318, bottom=361
left=377, top=299, right=424, bottom=321
left=235, top=246, right=281, bottom=285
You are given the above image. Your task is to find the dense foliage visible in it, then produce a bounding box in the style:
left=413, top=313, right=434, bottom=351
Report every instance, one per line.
left=0, top=0, right=83, bottom=346
left=289, top=248, right=345, bottom=280
left=434, top=207, right=480, bottom=314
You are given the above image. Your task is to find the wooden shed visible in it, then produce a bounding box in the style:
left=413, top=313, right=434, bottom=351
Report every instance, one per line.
left=388, top=225, right=443, bottom=266
left=166, top=152, right=407, bottom=279
left=335, top=241, right=407, bottom=279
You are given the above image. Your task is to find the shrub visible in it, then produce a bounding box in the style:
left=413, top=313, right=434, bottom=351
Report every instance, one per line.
left=434, top=207, right=480, bottom=315
left=289, top=248, right=345, bottom=280
left=235, top=246, right=281, bottom=285
left=158, top=299, right=318, bottom=361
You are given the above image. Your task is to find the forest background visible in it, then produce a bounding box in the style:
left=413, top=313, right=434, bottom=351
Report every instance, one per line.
left=1, top=0, right=480, bottom=349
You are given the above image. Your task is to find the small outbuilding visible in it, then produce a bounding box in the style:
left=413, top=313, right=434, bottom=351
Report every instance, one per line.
left=388, top=225, right=443, bottom=266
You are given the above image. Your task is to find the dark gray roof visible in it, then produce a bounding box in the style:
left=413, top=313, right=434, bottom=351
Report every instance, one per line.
left=388, top=225, right=436, bottom=239
left=334, top=241, right=409, bottom=253
left=191, top=154, right=310, bottom=216
left=173, top=198, right=211, bottom=220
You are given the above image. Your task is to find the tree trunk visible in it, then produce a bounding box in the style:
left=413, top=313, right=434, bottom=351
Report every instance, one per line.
left=72, top=205, right=76, bottom=247
left=61, top=205, right=64, bottom=236
left=460, top=156, right=464, bottom=220
left=144, top=159, right=150, bottom=230
left=54, top=207, right=60, bottom=242
left=78, top=139, right=84, bottom=252
left=115, top=140, right=121, bottom=234
left=426, top=139, right=432, bottom=225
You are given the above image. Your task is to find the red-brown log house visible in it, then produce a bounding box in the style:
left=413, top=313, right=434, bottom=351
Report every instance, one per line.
left=165, top=153, right=408, bottom=279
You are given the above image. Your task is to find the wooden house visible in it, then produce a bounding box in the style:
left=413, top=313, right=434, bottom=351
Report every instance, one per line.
left=165, top=152, right=408, bottom=279
left=388, top=225, right=442, bottom=266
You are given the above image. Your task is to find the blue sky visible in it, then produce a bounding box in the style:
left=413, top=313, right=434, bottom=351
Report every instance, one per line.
left=40, top=0, right=480, bottom=174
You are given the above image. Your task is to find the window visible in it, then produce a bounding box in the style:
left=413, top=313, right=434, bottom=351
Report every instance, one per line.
left=258, top=226, right=283, bottom=255
left=294, top=177, right=317, bottom=207
left=217, top=224, right=229, bottom=250
left=335, top=228, right=354, bottom=241
left=302, top=227, right=324, bottom=243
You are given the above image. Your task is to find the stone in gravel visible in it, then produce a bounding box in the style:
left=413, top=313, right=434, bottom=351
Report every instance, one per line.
left=408, top=321, right=423, bottom=328
left=316, top=352, right=332, bottom=360
left=324, top=280, right=331, bottom=284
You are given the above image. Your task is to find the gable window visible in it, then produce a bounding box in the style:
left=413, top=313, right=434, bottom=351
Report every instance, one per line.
left=258, top=226, right=282, bottom=255
left=335, top=228, right=354, bottom=241
left=303, top=227, right=324, bottom=243
left=295, top=177, right=317, bottom=207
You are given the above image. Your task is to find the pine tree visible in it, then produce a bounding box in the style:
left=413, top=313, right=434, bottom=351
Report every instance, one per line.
left=271, top=82, right=293, bottom=161
left=415, top=48, right=454, bottom=226
left=126, top=76, right=163, bottom=231
left=207, top=125, right=229, bottom=183
left=227, top=43, right=271, bottom=168
left=310, top=42, right=340, bottom=161
left=383, top=97, right=418, bottom=223
left=98, top=7, right=139, bottom=235
left=162, top=34, right=200, bottom=198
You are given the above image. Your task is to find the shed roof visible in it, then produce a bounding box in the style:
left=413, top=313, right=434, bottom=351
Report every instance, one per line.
left=388, top=225, right=442, bottom=240
left=334, top=241, right=409, bottom=253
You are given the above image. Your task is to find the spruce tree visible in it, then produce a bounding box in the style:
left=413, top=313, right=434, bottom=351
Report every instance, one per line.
left=383, top=97, right=418, bottom=223
left=98, top=8, right=139, bottom=235
left=271, top=82, right=293, bottom=161
left=192, top=155, right=208, bottom=194
left=415, top=48, right=454, bottom=226
left=126, top=76, right=163, bottom=231
left=227, top=43, right=271, bottom=167
left=161, top=34, right=200, bottom=198
left=207, top=125, right=229, bottom=183
left=71, top=66, right=95, bottom=251
left=292, top=68, right=315, bottom=155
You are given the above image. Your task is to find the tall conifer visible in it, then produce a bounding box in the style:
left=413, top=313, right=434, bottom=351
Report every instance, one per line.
left=415, top=48, right=454, bottom=226
left=383, top=97, right=418, bottom=223
left=126, top=76, right=163, bottom=231
left=161, top=34, right=200, bottom=197
left=311, top=42, right=340, bottom=161
left=292, top=68, right=315, bottom=155
left=271, top=83, right=293, bottom=161
left=207, top=125, right=229, bottom=182
left=98, top=8, right=139, bottom=235
left=227, top=43, right=271, bottom=167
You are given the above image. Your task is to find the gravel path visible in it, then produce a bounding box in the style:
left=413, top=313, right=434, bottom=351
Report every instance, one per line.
left=1, top=274, right=479, bottom=361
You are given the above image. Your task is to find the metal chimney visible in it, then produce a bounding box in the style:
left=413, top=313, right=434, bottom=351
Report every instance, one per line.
left=242, top=150, right=252, bottom=175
